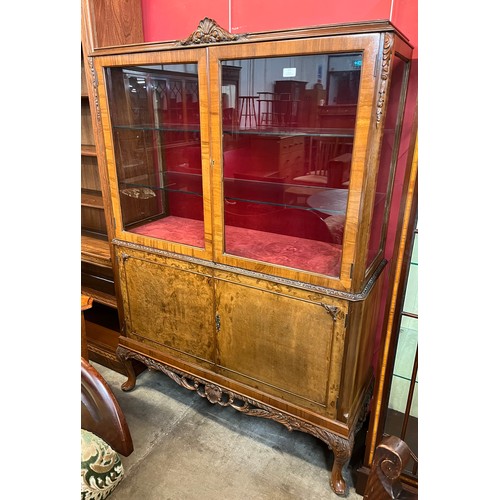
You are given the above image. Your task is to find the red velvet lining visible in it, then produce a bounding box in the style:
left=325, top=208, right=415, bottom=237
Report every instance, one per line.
left=129, top=216, right=205, bottom=247
left=130, top=217, right=341, bottom=277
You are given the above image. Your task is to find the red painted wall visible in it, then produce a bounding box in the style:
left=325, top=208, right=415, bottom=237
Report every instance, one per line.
left=140, top=0, right=417, bottom=55
left=140, top=0, right=418, bottom=371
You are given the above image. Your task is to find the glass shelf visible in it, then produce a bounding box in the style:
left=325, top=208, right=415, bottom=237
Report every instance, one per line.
left=223, top=127, right=355, bottom=138
left=112, top=123, right=354, bottom=140
left=113, top=124, right=202, bottom=134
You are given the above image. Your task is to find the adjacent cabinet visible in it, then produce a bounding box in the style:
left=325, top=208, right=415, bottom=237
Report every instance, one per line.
left=90, top=19, right=412, bottom=496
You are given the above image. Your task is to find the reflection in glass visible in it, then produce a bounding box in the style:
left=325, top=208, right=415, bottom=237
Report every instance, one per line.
left=106, top=64, right=205, bottom=247
left=222, top=54, right=362, bottom=277
left=366, top=55, right=408, bottom=267
left=384, top=223, right=418, bottom=478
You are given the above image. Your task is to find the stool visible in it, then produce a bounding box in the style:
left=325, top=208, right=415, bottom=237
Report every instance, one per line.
left=257, top=92, right=275, bottom=127
left=238, top=96, right=258, bottom=129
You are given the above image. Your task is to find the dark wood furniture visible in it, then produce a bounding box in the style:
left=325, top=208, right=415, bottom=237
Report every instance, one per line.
left=363, top=436, right=417, bottom=499
left=81, top=357, right=134, bottom=457
left=357, top=106, right=418, bottom=495
left=88, top=18, right=413, bottom=496
left=81, top=0, right=146, bottom=375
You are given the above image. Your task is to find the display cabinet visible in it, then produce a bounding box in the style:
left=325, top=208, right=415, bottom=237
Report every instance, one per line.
left=90, top=19, right=412, bottom=496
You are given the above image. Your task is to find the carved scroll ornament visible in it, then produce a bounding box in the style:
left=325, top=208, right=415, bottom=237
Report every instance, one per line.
left=180, top=17, right=242, bottom=46
left=376, top=34, right=394, bottom=128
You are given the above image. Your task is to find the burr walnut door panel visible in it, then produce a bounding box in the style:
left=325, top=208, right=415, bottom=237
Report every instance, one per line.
left=214, top=278, right=345, bottom=415
left=119, top=253, right=216, bottom=369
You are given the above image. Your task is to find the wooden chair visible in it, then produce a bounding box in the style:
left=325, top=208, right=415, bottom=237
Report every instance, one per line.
left=363, top=435, right=417, bottom=499
left=81, top=357, right=133, bottom=457
left=81, top=358, right=133, bottom=499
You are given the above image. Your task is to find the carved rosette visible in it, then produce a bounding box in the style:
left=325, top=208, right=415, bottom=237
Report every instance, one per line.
left=179, top=18, right=243, bottom=46
left=375, top=34, right=394, bottom=128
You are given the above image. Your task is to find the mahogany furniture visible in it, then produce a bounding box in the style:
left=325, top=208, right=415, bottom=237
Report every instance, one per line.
left=81, top=357, right=134, bottom=457
left=81, top=357, right=133, bottom=498
left=88, top=18, right=413, bottom=496
left=363, top=435, right=417, bottom=499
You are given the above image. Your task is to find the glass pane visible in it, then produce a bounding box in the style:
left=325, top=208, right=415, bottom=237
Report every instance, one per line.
left=106, top=64, right=205, bottom=248
left=394, top=316, right=418, bottom=381
left=402, top=232, right=418, bottom=315
left=222, top=54, right=361, bottom=277
left=366, top=55, right=408, bottom=267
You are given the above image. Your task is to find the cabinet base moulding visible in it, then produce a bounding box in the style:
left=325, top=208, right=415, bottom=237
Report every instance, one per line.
left=116, top=344, right=372, bottom=496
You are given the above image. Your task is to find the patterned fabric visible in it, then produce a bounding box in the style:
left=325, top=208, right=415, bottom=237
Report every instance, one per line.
left=81, top=429, right=124, bottom=500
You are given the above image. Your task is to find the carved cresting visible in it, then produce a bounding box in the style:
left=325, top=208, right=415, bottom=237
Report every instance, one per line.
left=375, top=34, right=393, bottom=128
left=179, top=17, right=243, bottom=46
left=116, top=345, right=358, bottom=495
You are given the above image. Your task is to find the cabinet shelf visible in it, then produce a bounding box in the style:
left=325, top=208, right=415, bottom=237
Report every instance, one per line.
left=81, top=144, right=97, bottom=156
left=224, top=127, right=355, bottom=139
left=82, top=190, right=104, bottom=209
left=81, top=287, right=117, bottom=309
left=113, top=123, right=354, bottom=139
left=114, top=124, right=201, bottom=134
left=81, top=235, right=112, bottom=267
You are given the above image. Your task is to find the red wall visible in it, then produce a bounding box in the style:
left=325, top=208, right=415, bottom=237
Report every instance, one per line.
left=140, top=0, right=418, bottom=370
left=140, top=0, right=417, bottom=57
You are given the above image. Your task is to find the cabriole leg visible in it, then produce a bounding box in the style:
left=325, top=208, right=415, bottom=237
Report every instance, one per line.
left=116, top=346, right=137, bottom=392
left=329, top=434, right=354, bottom=496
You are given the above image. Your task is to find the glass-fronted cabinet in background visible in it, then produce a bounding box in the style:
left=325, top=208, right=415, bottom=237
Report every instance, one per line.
left=384, top=222, right=418, bottom=478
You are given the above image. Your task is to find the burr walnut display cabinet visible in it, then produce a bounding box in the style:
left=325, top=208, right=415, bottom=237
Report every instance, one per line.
left=90, top=18, right=413, bottom=496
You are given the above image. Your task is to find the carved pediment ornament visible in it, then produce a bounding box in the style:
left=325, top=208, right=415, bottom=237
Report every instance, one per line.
left=179, top=17, right=243, bottom=46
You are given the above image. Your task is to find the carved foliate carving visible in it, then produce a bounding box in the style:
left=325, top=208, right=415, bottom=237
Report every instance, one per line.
left=112, top=239, right=387, bottom=302
left=87, top=57, right=101, bottom=121
left=116, top=346, right=357, bottom=453
left=180, top=18, right=243, bottom=46
left=376, top=33, right=394, bottom=128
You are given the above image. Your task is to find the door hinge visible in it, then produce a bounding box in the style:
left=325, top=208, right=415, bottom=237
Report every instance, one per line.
left=215, top=313, right=221, bottom=333
left=350, top=263, right=353, bottom=278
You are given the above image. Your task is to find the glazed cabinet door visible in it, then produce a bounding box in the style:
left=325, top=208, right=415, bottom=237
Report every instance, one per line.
left=208, top=33, right=382, bottom=291
left=214, top=272, right=347, bottom=416
left=95, top=48, right=213, bottom=261
left=116, top=248, right=216, bottom=370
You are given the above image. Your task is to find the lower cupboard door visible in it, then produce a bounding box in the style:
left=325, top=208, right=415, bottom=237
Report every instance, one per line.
left=120, top=254, right=216, bottom=368
left=215, top=279, right=340, bottom=413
